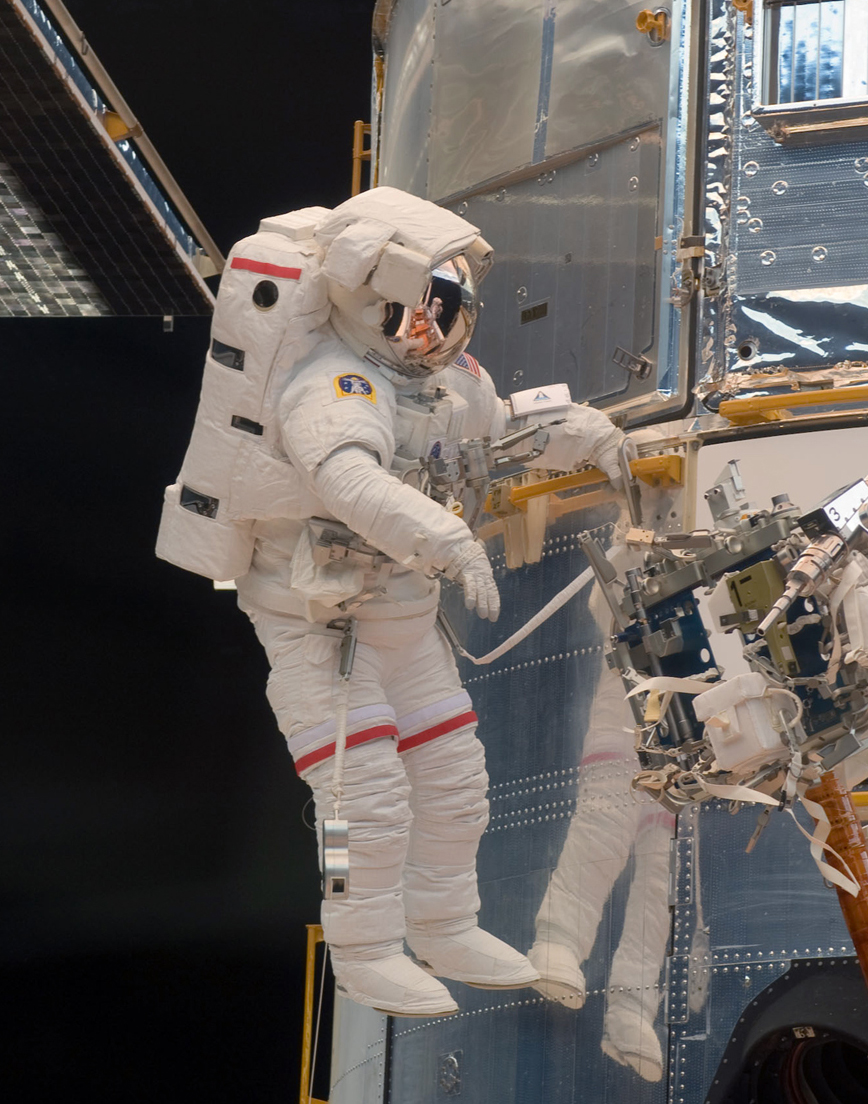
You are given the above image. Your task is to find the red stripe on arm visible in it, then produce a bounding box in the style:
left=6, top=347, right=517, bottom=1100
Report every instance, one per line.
left=230, top=257, right=302, bottom=280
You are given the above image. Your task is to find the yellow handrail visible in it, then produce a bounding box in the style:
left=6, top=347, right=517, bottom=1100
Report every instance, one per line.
left=352, top=121, right=372, bottom=196
left=719, top=385, right=868, bottom=426
left=300, top=924, right=328, bottom=1104
left=507, top=467, right=608, bottom=506
left=486, top=453, right=685, bottom=517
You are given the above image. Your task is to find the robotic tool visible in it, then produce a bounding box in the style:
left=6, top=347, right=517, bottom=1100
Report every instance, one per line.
left=156, top=186, right=624, bottom=1016
left=589, top=460, right=868, bottom=986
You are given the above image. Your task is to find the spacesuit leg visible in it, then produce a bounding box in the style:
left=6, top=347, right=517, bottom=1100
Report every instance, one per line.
left=383, top=624, right=539, bottom=988
left=528, top=657, right=639, bottom=1007
left=244, top=604, right=458, bottom=1016
left=601, top=806, right=675, bottom=1083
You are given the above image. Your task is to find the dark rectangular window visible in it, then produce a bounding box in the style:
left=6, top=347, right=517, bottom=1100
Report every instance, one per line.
left=520, top=301, right=549, bottom=325
left=179, top=485, right=219, bottom=518
left=210, top=339, right=245, bottom=371
left=230, top=415, right=264, bottom=435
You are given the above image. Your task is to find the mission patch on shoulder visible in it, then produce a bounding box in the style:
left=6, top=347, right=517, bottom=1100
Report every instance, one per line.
left=333, top=373, right=377, bottom=403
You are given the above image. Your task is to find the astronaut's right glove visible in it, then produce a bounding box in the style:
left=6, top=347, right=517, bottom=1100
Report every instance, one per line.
left=529, top=405, right=624, bottom=491
left=445, top=541, right=501, bottom=622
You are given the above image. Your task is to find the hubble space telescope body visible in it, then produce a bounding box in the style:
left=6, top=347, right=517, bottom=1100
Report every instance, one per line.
left=324, top=1, right=868, bottom=1101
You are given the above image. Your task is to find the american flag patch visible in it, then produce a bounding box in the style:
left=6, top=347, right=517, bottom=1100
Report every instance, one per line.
left=455, top=351, right=481, bottom=377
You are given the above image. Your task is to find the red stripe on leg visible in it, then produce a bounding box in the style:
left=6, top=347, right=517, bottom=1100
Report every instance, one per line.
left=397, top=711, right=478, bottom=753
left=294, top=723, right=398, bottom=774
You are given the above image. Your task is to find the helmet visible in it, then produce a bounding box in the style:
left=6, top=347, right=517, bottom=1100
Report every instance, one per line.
left=316, top=187, right=491, bottom=378
left=378, top=255, right=478, bottom=377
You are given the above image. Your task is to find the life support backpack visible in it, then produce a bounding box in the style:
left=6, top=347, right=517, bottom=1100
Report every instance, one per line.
left=156, top=206, right=332, bottom=581
left=156, top=188, right=493, bottom=583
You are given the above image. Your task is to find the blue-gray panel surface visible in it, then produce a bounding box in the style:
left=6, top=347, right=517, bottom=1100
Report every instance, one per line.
left=387, top=504, right=671, bottom=1103
left=666, top=801, right=855, bottom=1103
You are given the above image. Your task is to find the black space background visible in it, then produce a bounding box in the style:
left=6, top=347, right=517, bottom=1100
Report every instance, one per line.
left=5, top=2, right=376, bottom=1100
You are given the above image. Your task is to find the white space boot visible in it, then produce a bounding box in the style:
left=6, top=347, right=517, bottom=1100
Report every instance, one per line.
left=526, top=939, right=586, bottom=1008
left=330, top=944, right=458, bottom=1017
left=305, top=742, right=458, bottom=1017
left=600, top=812, right=671, bottom=1081
left=406, top=919, right=540, bottom=989
left=601, top=1000, right=664, bottom=1082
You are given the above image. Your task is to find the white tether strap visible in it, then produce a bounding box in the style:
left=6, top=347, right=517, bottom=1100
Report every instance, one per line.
left=456, top=564, right=596, bottom=666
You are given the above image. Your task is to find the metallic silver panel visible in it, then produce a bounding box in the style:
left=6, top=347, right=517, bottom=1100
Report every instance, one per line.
left=428, top=0, right=543, bottom=200
left=698, top=0, right=868, bottom=399
left=735, top=12, right=868, bottom=298
left=697, top=0, right=737, bottom=395
left=546, top=0, right=672, bottom=160
left=329, top=998, right=388, bottom=1104
left=445, top=130, right=662, bottom=409
left=378, top=0, right=435, bottom=198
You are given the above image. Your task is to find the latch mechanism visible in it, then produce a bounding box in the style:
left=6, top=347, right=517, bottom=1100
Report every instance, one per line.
left=636, top=8, right=671, bottom=44
left=612, top=345, right=653, bottom=381
left=732, top=0, right=753, bottom=25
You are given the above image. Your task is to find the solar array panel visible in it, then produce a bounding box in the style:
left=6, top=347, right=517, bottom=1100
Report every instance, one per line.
left=0, top=0, right=215, bottom=317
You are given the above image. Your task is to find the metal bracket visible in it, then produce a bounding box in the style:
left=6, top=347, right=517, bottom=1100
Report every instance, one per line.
left=437, top=1051, right=462, bottom=1096
left=701, top=263, right=725, bottom=298
left=322, top=818, right=350, bottom=899
left=671, top=264, right=697, bottom=308
left=631, top=453, right=684, bottom=488
left=664, top=954, right=691, bottom=1023
left=612, top=345, right=653, bottom=381
left=669, top=836, right=695, bottom=906
left=676, top=234, right=706, bottom=261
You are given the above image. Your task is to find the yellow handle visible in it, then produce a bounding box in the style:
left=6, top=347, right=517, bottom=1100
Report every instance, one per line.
left=300, top=925, right=328, bottom=1104
left=636, top=9, right=670, bottom=40
left=719, top=384, right=868, bottom=426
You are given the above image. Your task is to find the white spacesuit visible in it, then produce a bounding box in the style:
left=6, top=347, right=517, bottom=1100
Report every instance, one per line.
left=157, top=186, right=624, bottom=1016
left=527, top=518, right=677, bottom=1080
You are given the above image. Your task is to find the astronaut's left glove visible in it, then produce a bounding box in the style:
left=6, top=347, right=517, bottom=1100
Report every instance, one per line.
left=534, top=405, right=624, bottom=491
left=444, top=541, right=501, bottom=622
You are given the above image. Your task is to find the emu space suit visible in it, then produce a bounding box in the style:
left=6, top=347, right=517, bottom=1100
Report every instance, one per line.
left=157, top=187, right=623, bottom=1017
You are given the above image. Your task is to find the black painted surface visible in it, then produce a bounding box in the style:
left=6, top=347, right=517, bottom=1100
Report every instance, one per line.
left=4, top=1, right=371, bottom=1097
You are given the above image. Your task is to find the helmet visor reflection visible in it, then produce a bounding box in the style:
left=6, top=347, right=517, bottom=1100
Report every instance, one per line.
left=382, top=255, right=478, bottom=375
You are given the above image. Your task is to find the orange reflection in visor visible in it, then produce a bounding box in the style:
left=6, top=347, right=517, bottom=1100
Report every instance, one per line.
left=382, top=255, right=478, bottom=376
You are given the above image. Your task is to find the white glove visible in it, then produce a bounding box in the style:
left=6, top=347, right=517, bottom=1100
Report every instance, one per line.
left=535, top=405, right=624, bottom=490
left=445, top=541, right=500, bottom=621
left=589, top=428, right=625, bottom=491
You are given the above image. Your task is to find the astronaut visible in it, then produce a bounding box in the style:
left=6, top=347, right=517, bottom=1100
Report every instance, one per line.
left=528, top=634, right=675, bottom=1080
left=527, top=481, right=708, bottom=1079
left=157, top=186, right=624, bottom=1017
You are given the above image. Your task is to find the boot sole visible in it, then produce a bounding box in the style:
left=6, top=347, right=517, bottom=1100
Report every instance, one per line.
left=464, top=978, right=540, bottom=989
left=372, top=1004, right=458, bottom=1018
left=410, top=951, right=540, bottom=989
left=417, top=963, right=541, bottom=989
left=336, top=985, right=458, bottom=1018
